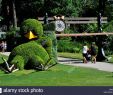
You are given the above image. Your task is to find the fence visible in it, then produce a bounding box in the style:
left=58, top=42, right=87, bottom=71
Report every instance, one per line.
left=56, top=32, right=113, bottom=37
left=38, top=17, right=110, bottom=37
left=38, top=17, right=107, bottom=24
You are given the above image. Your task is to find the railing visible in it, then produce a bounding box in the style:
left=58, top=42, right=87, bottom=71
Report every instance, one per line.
left=38, top=17, right=107, bottom=24
left=39, top=17, right=109, bottom=37
left=56, top=32, right=113, bottom=37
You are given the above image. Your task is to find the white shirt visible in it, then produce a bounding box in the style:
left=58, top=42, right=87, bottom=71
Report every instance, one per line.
left=82, top=45, right=88, bottom=54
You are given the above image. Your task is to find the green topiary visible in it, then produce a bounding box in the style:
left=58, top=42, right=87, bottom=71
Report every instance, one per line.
left=43, top=22, right=58, bottom=63
left=8, top=41, right=54, bottom=70
left=2, top=19, right=57, bottom=73
left=20, top=19, right=43, bottom=38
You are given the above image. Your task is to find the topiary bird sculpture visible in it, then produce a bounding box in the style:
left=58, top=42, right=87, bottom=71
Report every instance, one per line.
left=1, top=19, right=57, bottom=73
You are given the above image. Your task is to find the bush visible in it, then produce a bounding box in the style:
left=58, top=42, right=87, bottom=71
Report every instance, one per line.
left=43, top=22, right=55, bottom=31
left=6, top=27, right=21, bottom=51
left=57, top=40, right=82, bottom=53
left=103, top=20, right=113, bottom=32
left=102, top=20, right=113, bottom=55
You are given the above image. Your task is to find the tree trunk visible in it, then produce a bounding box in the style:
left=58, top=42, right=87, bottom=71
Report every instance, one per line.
left=12, top=0, right=17, bottom=29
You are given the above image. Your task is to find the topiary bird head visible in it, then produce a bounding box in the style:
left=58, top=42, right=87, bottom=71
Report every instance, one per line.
left=20, top=19, right=43, bottom=40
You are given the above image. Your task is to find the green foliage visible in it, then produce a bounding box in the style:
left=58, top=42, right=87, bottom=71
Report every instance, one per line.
left=1, top=0, right=113, bottom=26
left=50, top=0, right=81, bottom=16
left=11, top=55, right=24, bottom=70
left=43, top=22, right=55, bottom=31
left=6, top=18, right=57, bottom=71
left=0, top=54, right=8, bottom=64
left=8, top=41, right=50, bottom=70
left=57, top=40, right=81, bottom=53
left=6, top=27, right=21, bottom=51
left=20, top=19, right=43, bottom=38
left=58, top=29, right=73, bottom=41
left=6, top=27, right=20, bottom=39
left=43, top=22, right=58, bottom=63
left=103, top=20, right=113, bottom=32
left=102, top=20, right=113, bottom=55
left=0, top=16, right=3, bottom=20
left=85, top=24, right=97, bottom=33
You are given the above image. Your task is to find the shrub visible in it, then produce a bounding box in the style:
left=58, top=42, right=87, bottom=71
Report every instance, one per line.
left=102, top=20, right=113, bottom=55
left=57, top=40, right=82, bottom=53
left=6, top=27, right=21, bottom=51
left=43, top=22, right=55, bottom=31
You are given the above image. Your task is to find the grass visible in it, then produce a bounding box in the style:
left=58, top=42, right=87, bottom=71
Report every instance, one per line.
left=0, top=53, right=113, bottom=86
left=107, top=55, right=113, bottom=63
left=58, top=52, right=83, bottom=59
left=0, top=54, right=8, bottom=64
left=0, top=64, right=113, bottom=86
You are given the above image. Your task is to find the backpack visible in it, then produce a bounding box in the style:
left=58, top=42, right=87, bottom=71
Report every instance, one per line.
left=91, top=46, right=96, bottom=55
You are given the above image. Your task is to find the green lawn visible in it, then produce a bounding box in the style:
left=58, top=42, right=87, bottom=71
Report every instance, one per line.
left=0, top=64, right=113, bottom=86
left=0, top=54, right=8, bottom=64
left=58, top=52, right=83, bottom=59
left=0, top=53, right=113, bottom=86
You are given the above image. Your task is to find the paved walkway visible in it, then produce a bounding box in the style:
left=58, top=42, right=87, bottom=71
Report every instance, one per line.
left=58, top=57, right=113, bottom=72
left=1, top=52, right=113, bottom=72
left=0, top=52, right=11, bottom=56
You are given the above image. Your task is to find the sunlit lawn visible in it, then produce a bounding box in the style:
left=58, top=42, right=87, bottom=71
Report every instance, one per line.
left=58, top=52, right=83, bottom=59
left=0, top=54, right=8, bottom=64
left=0, top=53, right=113, bottom=86
left=0, top=64, right=113, bottom=86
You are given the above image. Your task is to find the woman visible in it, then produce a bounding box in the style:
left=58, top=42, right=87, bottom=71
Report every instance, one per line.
left=82, top=42, right=89, bottom=63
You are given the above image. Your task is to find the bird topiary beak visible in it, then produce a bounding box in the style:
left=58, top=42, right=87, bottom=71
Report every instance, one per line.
left=24, top=31, right=37, bottom=39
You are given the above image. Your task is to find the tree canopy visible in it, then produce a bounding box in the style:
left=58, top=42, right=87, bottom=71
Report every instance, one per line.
left=0, top=0, right=113, bottom=27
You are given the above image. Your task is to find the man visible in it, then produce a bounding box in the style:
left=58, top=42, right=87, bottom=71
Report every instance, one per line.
left=90, top=42, right=98, bottom=63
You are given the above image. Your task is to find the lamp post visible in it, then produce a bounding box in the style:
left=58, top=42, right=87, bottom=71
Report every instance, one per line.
left=44, top=0, right=48, bottom=24
left=97, top=0, right=107, bottom=61
left=44, top=12, right=48, bottom=24
left=98, top=0, right=106, bottom=32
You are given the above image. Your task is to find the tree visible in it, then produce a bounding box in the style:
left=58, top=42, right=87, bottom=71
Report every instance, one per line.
left=1, top=0, right=113, bottom=29
left=12, top=0, right=17, bottom=29
left=0, top=0, right=2, bottom=13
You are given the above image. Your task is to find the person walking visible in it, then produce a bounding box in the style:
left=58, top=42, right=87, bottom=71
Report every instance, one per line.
left=82, top=42, right=89, bottom=63
left=90, top=42, right=98, bottom=63
left=1, top=41, right=7, bottom=52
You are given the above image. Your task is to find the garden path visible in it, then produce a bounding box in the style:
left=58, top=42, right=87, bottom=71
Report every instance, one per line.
left=1, top=52, right=113, bottom=72
left=58, top=57, right=113, bottom=72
